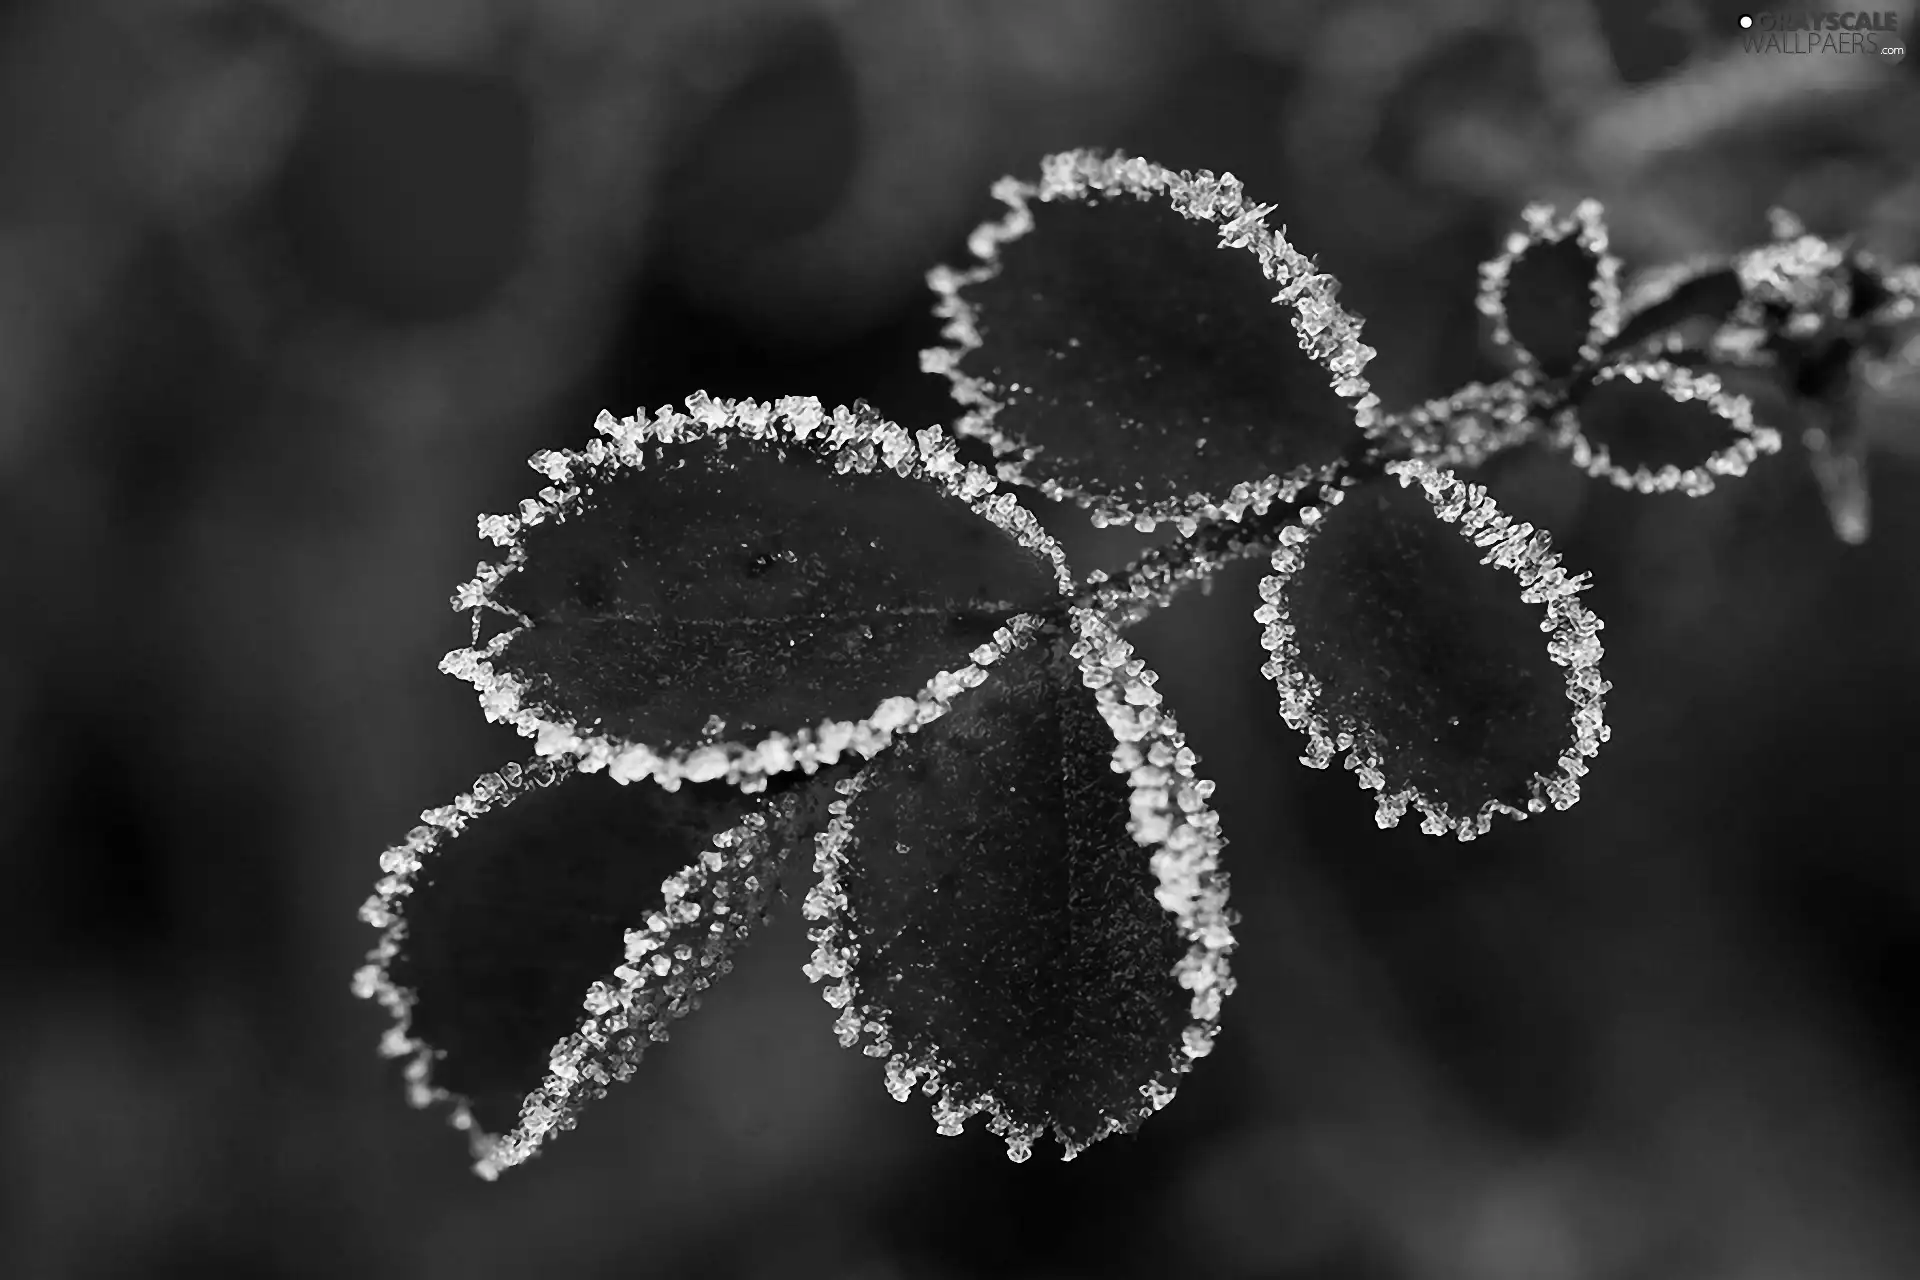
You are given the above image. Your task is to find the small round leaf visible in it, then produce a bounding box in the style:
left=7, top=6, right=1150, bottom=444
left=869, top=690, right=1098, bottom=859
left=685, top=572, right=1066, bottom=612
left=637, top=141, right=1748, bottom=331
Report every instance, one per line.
left=923, top=149, right=1380, bottom=530
left=1257, top=463, right=1610, bottom=839
left=1554, top=359, right=1781, bottom=496
left=1477, top=199, right=1621, bottom=379
left=353, top=758, right=821, bottom=1178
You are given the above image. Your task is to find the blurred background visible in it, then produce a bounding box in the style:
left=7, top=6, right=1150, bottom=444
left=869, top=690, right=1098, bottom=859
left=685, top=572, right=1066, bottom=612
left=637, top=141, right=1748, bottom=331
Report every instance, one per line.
left=3, top=1, right=1919, bottom=1276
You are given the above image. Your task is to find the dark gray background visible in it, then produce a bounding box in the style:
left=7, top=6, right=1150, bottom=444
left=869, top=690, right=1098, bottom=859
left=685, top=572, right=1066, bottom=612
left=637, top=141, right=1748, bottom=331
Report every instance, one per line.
left=3, top=2, right=1918, bottom=1277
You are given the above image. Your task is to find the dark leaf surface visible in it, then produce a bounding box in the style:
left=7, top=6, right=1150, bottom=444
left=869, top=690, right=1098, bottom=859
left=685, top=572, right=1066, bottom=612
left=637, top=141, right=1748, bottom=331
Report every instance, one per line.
left=925, top=150, right=1377, bottom=527
left=1258, top=463, right=1609, bottom=839
left=1606, top=263, right=1744, bottom=356
left=442, top=395, right=1069, bottom=788
left=1479, top=201, right=1618, bottom=379
left=355, top=757, right=825, bottom=1178
left=802, top=610, right=1234, bottom=1160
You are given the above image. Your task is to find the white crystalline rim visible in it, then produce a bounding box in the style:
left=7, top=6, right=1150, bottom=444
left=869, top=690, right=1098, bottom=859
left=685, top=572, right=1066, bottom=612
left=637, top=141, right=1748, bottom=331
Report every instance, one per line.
left=1550, top=358, right=1782, bottom=497
left=1732, top=224, right=1920, bottom=337
left=1716, top=232, right=1920, bottom=366
left=1380, top=377, right=1545, bottom=469
left=1736, top=225, right=1850, bottom=314
left=800, top=606, right=1237, bottom=1162
left=351, top=755, right=794, bottom=1180
left=1723, top=229, right=1853, bottom=353
left=439, top=392, right=1074, bottom=793
left=1255, top=462, right=1612, bottom=842
left=1475, top=198, right=1623, bottom=378
left=919, top=147, right=1381, bottom=532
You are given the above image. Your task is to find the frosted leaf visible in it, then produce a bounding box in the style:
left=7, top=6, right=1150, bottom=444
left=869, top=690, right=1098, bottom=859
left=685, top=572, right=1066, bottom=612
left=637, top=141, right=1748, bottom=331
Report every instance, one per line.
left=1607, top=259, right=1743, bottom=358
left=353, top=756, right=826, bottom=1179
left=1550, top=359, right=1782, bottom=496
left=1257, top=462, right=1610, bottom=840
left=441, top=395, right=1073, bottom=790
left=804, top=608, right=1234, bottom=1160
left=1477, top=199, right=1621, bottom=379
left=922, top=148, right=1379, bottom=529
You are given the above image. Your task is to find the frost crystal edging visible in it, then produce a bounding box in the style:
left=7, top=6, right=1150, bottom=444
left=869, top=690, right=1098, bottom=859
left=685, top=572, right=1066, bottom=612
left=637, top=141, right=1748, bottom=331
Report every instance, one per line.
left=351, top=756, right=794, bottom=1180
left=1553, top=358, right=1781, bottom=496
left=1476, top=198, right=1623, bottom=378
left=1382, top=377, right=1543, bottom=468
left=920, top=147, right=1380, bottom=530
left=1084, top=520, right=1274, bottom=629
left=801, top=608, right=1236, bottom=1161
left=1255, top=462, right=1611, bottom=840
left=1709, top=226, right=1854, bottom=358
left=437, top=393, right=1073, bottom=791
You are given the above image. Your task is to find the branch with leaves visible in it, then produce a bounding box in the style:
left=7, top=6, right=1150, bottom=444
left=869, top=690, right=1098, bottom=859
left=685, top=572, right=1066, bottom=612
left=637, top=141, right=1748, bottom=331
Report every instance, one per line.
left=354, top=149, right=1920, bottom=1179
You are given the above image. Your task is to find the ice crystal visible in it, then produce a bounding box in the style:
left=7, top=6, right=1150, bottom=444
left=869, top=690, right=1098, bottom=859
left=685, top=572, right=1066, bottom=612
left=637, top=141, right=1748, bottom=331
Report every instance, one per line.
left=1736, top=229, right=1851, bottom=321
left=1083, top=515, right=1287, bottom=629
left=1382, top=378, right=1543, bottom=468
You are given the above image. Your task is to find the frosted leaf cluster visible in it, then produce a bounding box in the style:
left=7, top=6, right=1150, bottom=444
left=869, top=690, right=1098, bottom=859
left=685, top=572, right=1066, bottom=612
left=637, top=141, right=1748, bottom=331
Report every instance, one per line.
left=354, top=145, right=1912, bottom=1181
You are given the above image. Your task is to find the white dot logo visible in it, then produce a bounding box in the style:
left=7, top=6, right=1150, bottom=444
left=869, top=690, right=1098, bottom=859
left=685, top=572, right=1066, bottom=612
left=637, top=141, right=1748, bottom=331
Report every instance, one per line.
left=1740, top=13, right=1753, bottom=26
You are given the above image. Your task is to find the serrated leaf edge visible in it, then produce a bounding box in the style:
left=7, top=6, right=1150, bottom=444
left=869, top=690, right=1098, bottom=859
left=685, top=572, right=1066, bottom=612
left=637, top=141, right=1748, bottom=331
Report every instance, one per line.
left=800, top=606, right=1236, bottom=1161
left=920, top=147, right=1380, bottom=530
left=1476, top=198, right=1623, bottom=378
left=1255, top=462, right=1611, bottom=841
left=1553, top=358, right=1781, bottom=496
left=439, top=392, right=1074, bottom=792
left=352, top=756, right=795, bottom=1180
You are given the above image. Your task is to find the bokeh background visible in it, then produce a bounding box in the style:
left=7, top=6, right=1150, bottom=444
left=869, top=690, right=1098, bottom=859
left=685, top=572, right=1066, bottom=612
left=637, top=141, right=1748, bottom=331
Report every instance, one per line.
left=5, top=1, right=1920, bottom=1277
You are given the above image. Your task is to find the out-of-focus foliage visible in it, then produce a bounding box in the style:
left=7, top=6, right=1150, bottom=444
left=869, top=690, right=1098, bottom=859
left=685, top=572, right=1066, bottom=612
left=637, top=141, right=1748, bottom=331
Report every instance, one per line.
left=5, top=1, right=1919, bottom=1277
